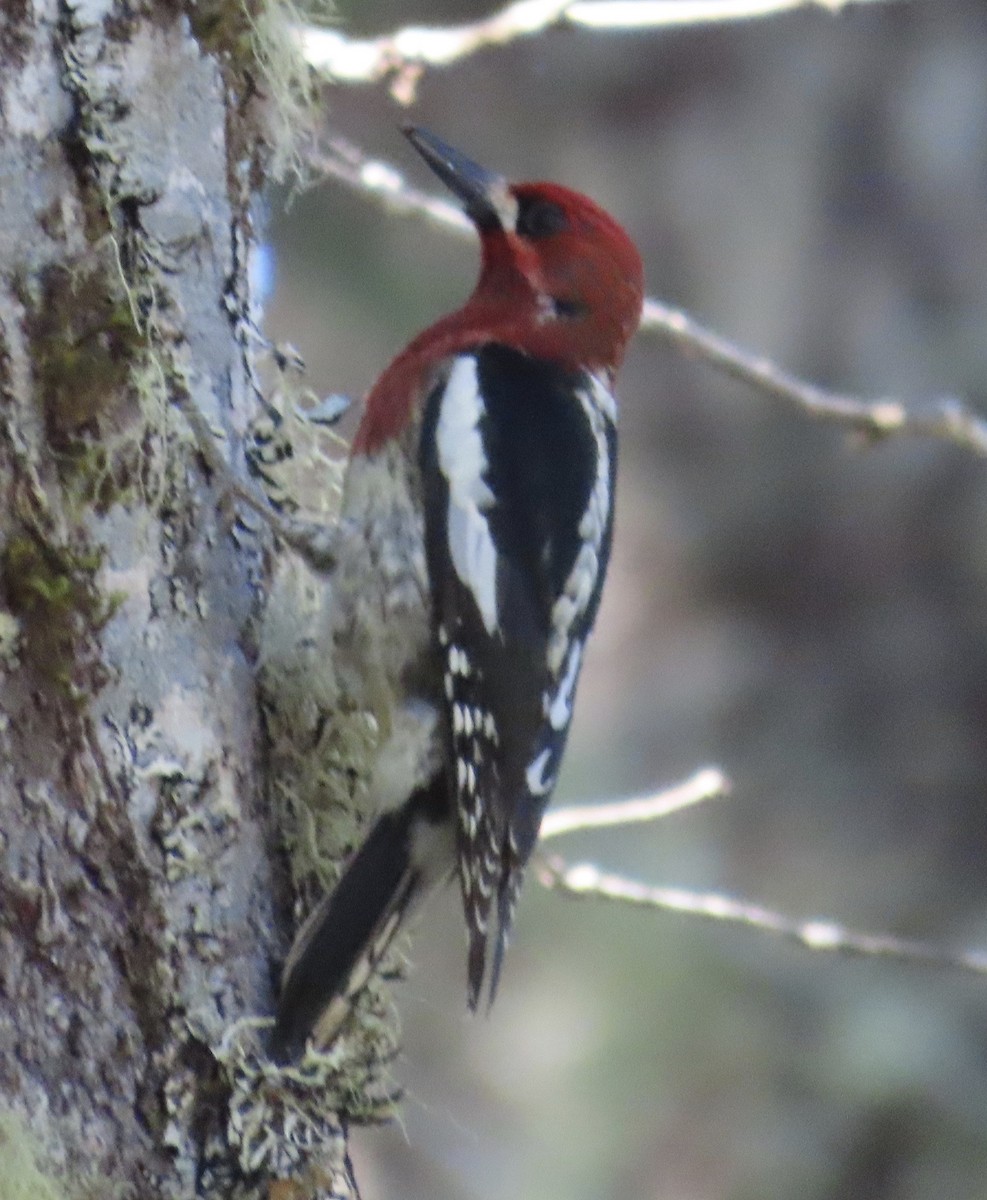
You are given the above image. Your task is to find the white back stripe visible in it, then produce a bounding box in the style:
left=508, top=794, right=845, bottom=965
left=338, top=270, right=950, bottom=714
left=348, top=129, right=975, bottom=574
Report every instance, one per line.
left=436, top=357, right=499, bottom=635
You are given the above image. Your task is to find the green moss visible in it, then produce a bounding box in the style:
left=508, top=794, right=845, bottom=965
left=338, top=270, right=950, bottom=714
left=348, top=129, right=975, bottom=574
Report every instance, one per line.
left=189, top=0, right=255, bottom=58
left=0, top=1108, right=65, bottom=1200
left=24, top=259, right=142, bottom=443
left=191, top=0, right=336, bottom=180
left=0, top=610, right=21, bottom=668
left=0, top=1108, right=129, bottom=1200
left=17, top=253, right=165, bottom=514
left=0, top=532, right=115, bottom=696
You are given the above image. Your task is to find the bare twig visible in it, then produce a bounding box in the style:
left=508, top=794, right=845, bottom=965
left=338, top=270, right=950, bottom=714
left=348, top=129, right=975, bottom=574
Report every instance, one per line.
left=539, top=771, right=987, bottom=978
left=641, top=298, right=987, bottom=455
left=537, top=857, right=987, bottom=978
left=311, top=136, right=471, bottom=234
left=541, top=767, right=729, bottom=839
left=296, top=0, right=898, bottom=103
left=568, top=0, right=894, bottom=25
left=309, top=136, right=987, bottom=459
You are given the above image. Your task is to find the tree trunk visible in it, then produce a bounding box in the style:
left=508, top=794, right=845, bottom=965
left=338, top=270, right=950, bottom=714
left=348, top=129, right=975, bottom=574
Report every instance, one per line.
left=0, top=2, right=358, bottom=1195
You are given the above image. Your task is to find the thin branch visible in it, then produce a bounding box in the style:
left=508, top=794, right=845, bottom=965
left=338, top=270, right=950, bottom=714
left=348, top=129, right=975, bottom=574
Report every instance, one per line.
left=296, top=0, right=898, bottom=103
left=309, top=136, right=987, bottom=459
left=537, top=857, right=987, bottom=978
left=641, top=298, right=987, bottom=456
left=311, top=136, right=471, bottom=234
left=540, top=771, right=987, bottom=979
left=541, top=767, right=729, bottom=839
left=568, top=0, right=893, bottom=25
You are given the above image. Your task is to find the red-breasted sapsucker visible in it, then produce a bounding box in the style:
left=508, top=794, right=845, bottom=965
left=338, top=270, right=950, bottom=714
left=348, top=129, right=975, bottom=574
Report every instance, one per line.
left=272, top=127, right=643, bottom=1062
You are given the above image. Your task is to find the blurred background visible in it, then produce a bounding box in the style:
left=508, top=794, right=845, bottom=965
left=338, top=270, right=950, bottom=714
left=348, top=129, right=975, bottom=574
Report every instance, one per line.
left=264, top=2, right=987, bottom=1197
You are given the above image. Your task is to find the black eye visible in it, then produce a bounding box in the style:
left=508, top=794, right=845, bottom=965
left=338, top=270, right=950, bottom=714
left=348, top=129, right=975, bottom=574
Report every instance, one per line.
left=551, top=296, right=588, bottom=319
left=516, top=198, right=569, bottom=240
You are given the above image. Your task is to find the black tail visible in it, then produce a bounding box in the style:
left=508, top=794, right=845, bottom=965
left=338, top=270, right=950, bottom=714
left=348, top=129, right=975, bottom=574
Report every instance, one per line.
left=271, top=778, right=452, bottom=1063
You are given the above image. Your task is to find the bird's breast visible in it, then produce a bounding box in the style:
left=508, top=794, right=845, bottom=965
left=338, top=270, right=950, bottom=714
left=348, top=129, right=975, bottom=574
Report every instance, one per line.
left=332, top=444, right=434, bottom=715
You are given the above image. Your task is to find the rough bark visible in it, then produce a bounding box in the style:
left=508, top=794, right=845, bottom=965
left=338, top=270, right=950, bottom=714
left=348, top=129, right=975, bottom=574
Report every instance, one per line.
left=0, top=1, right=361, bottom=1195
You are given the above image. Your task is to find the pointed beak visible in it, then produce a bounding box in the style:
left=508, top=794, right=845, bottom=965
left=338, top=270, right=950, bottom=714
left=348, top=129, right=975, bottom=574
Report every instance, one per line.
left=403, top=126, right=515, bottom=232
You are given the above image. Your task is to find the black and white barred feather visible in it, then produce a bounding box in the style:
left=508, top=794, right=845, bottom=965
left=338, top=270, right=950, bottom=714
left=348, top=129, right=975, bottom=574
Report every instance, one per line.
left=420, top=342, right=617, bottom=1007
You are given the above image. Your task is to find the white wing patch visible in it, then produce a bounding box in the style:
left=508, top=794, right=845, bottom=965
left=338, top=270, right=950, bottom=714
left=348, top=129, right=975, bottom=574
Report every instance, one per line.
left=525, top=747, right=554, bottom=796
left=547, top=641, right=583, bottom=730
left=436, top=356, right=499, bottom=635
left=526, top=372, right=615, bottom=798
left=546, top=374, right=613, bottom=673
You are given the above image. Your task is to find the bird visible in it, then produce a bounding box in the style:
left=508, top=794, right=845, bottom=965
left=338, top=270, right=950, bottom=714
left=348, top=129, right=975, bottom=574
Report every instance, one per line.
left=271, top=126, right=643, bottom=1063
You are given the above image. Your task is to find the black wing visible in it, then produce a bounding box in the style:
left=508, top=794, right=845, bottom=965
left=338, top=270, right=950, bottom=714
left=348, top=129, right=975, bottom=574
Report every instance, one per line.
left=419, top=342, right=617, bottom=1004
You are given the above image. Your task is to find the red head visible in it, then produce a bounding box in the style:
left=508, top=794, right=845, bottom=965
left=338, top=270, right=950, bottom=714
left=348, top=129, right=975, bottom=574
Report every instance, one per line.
left=354, top=128, right=644, bottom=454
